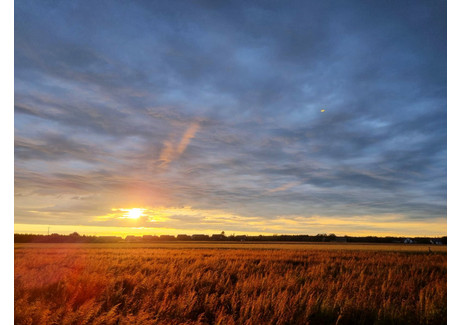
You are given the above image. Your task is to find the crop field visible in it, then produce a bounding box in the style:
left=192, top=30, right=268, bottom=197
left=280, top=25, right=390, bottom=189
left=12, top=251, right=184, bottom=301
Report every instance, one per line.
left=14, top=243, right=446, bottom=325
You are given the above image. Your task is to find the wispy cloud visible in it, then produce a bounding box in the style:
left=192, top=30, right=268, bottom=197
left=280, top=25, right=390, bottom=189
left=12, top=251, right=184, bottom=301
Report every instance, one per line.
left=177, top=122, right=200, bottom=154
left=158, top=122, right=200, bottom=167
left=267, top=182, right=300, bottom=193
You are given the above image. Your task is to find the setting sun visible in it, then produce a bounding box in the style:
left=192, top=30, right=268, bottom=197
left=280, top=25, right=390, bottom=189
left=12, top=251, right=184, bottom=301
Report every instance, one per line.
left=127, top=208, right=144, bottom=219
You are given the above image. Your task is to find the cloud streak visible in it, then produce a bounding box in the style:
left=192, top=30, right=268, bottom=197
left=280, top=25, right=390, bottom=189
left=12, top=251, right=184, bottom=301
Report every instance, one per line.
left=267, top=182, right=300, bottom=193
left=158, top=122, right=200, bottom=167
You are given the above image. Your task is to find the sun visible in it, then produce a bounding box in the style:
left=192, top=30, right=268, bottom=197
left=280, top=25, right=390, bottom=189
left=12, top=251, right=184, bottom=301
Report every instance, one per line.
left=127, top=208, right=143, bottom=219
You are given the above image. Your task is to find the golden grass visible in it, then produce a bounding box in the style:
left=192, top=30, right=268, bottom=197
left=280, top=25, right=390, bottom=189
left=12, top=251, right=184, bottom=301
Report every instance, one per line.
left=14, top=243, right=446, bottom=324
left=14, top=242, right=447, bottom=252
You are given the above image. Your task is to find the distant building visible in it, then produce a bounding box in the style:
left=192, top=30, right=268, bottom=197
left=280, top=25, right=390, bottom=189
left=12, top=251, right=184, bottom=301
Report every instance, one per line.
left=430, top=239, right=443, bottom=245
left=177, top=234, right=191, bottom=240
left=125, top=235, right=141, bottom=242
left=235, top=235, right=247, bottom=241
left=404, top=238, right=414, bottom=244
left=159, top=235, right=175, bottom=241
left=98, top=236, right=123, bottom=243
left=211, top=234, right=226, bottom=240
left=192, top=234, right=209, bottom=240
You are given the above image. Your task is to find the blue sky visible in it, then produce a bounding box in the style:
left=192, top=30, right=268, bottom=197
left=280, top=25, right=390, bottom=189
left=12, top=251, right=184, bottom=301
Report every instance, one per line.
left=14, top=0, right=446, bottom=236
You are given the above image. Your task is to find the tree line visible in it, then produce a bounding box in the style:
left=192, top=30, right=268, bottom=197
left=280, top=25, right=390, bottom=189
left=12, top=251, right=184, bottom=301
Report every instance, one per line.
left=14, top=232, right=447, bottom=244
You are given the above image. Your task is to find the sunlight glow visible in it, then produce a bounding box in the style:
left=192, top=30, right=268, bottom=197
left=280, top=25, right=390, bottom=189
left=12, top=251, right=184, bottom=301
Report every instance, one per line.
left=126, top=208, right=144, bottom=219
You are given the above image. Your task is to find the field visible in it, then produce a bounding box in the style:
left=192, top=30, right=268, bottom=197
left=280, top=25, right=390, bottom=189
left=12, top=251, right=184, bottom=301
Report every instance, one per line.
left=14, top=243, right=447, bottom=325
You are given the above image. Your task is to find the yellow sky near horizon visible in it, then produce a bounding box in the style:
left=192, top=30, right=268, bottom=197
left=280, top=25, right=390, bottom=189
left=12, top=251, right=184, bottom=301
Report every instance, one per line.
left=14, top=206, right=447, bottom=238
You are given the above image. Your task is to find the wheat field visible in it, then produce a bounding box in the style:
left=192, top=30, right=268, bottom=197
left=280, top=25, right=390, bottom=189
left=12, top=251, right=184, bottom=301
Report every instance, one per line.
left=14, top=243, right=446, bottom=324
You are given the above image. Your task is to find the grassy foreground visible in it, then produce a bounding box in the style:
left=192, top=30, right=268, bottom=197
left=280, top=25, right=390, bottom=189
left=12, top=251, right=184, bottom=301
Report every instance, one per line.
left=15, top=243, right=446, bottom=324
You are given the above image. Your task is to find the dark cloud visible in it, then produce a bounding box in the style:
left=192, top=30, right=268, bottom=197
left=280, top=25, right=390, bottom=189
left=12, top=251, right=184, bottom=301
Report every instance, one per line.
left=15, top=133, right=106, bottom=162
left=14, top=0, right=446, bottom=234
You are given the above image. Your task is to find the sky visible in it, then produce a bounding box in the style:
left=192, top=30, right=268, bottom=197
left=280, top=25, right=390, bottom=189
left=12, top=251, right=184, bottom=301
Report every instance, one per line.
left=14, top=0, right=446, bottom=237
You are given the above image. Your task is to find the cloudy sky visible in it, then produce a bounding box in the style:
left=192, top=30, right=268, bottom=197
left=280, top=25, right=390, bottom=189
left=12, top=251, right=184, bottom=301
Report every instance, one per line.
left=14, top=0, right=446, bottom=237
